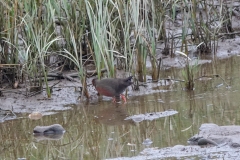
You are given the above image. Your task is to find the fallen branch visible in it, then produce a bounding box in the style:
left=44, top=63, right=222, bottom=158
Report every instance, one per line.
left=194, top=74, right=230, bottom=87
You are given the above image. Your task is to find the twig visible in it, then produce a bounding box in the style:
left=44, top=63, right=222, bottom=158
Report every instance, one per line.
left=194, top=74, right=230, bottom=87
left=2, top=113, right=10, bottom=121
left=9, top=108, right=17, bottom=118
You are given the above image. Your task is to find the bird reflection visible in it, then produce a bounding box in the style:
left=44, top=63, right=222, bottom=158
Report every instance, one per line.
left=94, top=104, right=135, bottom=126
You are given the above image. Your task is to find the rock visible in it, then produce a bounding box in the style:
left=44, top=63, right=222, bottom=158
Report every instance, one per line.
left=33, top=124, right=65, bottom=134
left=188, top=123, right=240, bottom=147
left=188, top=137, right=218, bottom=146
left=29, top=112, right=43, bottom=120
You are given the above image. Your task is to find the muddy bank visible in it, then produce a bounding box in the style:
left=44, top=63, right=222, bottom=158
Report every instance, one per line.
left=0, top=81, right=78, bottom=116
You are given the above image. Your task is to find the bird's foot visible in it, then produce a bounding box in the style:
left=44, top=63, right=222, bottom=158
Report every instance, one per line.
left=120, top=94, right=127, bottom=103
left=112, top=97, right=121, bottom=103
left=112, top=95, right=126, bottom=103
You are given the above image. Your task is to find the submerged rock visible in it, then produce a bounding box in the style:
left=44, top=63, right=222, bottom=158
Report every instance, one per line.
left=33, top=124, right=65, bottom=134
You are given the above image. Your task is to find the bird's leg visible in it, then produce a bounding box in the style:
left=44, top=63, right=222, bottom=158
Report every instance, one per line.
left=112, top=97, right=116, bottom=103
left=112, top=96, right=121, bottom=103
left=120, top=94, right=127, bottom=103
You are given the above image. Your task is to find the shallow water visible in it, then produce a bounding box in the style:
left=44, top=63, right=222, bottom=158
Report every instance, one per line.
left=1, top=56, right=240, bottom=159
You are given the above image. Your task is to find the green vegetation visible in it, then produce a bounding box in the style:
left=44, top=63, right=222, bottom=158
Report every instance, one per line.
left=0, top=0, right=237, bottom=95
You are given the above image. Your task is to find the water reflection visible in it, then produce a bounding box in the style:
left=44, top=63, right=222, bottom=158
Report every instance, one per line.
left=142, top=138, right=153, bottom=147
left=33, top=132, right=64, bottom=141
left=1, top=57, right=240, bottom=159
left=94, top=104, right=135, bottom=126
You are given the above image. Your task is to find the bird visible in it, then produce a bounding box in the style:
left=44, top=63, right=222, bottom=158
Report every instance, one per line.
left=92, top=76, right=133, bottom=103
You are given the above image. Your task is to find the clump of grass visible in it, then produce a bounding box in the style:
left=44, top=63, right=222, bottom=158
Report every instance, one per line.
left=177, top=51, right=198, bottom=90
left=19, top=15, right=61, bottom=97
left=61, top=26, right=89, bottom=100
left=128, top=0, right=158, bottom=82
left=182, top=59, right=198, bottom=90
left=85, top=0, right=119, bottom=78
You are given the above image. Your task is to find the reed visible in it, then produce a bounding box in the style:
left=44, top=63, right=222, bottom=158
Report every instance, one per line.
left=0, top=0, right=238, bottom=93
left=61, top=26, right=90, bottom=100
left=85, top=0, right=117, bottom=78
left=179, top=52, right=198, bottom=90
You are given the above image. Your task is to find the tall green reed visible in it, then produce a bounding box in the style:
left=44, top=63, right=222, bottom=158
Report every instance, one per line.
left=61, top=26, right=90, bottom=100
left=128, top=0, right=158, bottom=82
left=0, top=0, right=238, bottom=91
left=20, top=15, right=61, bottom=97
left=85, top=0, right=118, bottom=78
left=2, top=0, right=61, bottom=97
